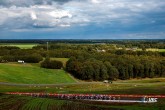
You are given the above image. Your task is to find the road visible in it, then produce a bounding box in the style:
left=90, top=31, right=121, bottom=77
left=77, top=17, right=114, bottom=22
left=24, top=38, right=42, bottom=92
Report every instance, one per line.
left=1, top=81, right=164, bottom=87
left=0, top=82, right=102, bottom=87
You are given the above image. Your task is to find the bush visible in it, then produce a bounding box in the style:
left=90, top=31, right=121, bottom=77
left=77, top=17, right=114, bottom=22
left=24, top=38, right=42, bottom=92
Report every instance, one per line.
left=41, top=58, right=63, bottom=69
left=49, top=60, right=63, bottom=69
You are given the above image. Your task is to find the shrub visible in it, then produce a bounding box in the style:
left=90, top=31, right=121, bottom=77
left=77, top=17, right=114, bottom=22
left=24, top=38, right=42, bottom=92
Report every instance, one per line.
left=41, top=58, right=63, bottom=69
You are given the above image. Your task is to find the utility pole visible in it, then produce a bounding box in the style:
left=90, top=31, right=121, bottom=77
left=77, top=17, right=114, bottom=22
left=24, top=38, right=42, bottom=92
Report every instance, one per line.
left=46, top=42, right=49, bottom=58
left=47, top=42, right=49, bottom=51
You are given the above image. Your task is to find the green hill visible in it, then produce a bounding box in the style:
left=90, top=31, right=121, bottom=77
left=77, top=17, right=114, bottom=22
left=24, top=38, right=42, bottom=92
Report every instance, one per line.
left=0, top=63, right=76, bottom=84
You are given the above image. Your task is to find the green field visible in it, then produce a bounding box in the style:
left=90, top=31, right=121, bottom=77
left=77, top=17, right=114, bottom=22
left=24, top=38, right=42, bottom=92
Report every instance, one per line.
left=146, top=48, right=165, bottom=52
left=0, top=43, right=38, bottom=49
left=0, top=63, right=76, bottom=84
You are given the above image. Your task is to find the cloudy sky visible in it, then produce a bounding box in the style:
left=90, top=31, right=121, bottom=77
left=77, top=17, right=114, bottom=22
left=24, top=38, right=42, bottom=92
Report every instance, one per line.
left=0, top=0, right=165, bottom=39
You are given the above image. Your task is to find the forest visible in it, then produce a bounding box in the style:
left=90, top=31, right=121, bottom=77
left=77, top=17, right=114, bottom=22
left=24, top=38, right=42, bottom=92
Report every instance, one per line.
left=0, top=40, right=165, bottom=81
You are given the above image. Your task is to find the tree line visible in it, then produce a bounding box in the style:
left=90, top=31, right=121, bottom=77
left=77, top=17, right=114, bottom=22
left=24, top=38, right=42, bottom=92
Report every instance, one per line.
left=66, top=55, right=165, bottom=81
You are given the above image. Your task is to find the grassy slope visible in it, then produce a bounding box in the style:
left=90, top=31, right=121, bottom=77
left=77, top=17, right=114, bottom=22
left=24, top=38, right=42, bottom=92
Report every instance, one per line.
left=0, top=63, right=75, bottom=84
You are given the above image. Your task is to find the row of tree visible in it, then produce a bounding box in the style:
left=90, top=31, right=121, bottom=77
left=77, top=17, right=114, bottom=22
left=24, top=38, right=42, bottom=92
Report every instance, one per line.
left=66, top=55, right=165, bottom=80
left=0, top=43, right=165, bottom=59
left=0, top=54, right=43, bottom=63
left=66, top=58, right=119, bottom=80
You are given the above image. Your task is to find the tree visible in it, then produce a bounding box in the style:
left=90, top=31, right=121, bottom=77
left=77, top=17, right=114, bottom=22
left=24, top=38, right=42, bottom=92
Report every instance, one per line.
left=104, top=61, right=119, bottom=80
left=1, top=55, right=16, bottom=62
left=128, top=64, right=133, bottom=78
left=149, top=63, right=155, bottom=78
left=92, top=62, right=101, bottom=80
left=100, top=63, right=108, bottom=80
left=81, top=62, right=94, bottom=80
left=66, top=57, right=77, bottom=72
left=50, top=60, right=63, bottom=69
left=40, top=57, right=51, bottom=68
left=160, top=60, right=165, bottom=76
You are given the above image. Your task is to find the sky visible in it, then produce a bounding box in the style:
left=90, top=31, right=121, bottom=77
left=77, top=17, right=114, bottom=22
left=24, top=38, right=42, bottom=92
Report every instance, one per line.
left=0, top=0, right=165, bottom=39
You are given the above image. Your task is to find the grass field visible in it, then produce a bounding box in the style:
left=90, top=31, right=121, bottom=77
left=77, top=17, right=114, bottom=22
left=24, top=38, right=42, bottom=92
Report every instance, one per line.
left=0, top=63, right=76, bottom=84
left=158, top=49, right=165, bottom=52
left=146, top=48, right=165, bottom=52
left=0, top=43, right=38, bottom=49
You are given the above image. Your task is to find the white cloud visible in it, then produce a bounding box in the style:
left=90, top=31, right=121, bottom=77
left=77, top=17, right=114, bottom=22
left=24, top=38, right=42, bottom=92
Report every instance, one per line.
left=31, top=12, right=37, bottom=20
left=91, top=0, right=100, bottom=4
left=0, top=0, right=165, bottom=31
left=47, top=10, right=72, bottom=19
left=59, top=24, right=70, bottom=27
left=0, top=4, right=74, bottom=29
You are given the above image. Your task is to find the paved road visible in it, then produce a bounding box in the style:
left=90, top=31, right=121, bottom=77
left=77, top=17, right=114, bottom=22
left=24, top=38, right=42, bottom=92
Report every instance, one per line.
left=0, top=82, right=102, bottom=87
left=1, top=81, right=164, bottom=87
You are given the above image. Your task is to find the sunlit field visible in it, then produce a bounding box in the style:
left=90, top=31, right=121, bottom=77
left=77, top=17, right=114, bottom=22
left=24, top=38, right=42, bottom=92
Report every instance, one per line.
left=0, top=63, right=76, bottom=84
left=0, top=43, right=38, bottom=49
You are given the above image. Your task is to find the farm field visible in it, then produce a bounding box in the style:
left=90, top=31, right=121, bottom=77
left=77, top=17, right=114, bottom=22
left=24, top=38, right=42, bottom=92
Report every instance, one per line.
left=122, top=48, right=165, bottom=52
left=146, top=48, right=165, bottom=52
left=0, top=43, right=38, bottom=49
left=0, top=63, right=76, bottom=84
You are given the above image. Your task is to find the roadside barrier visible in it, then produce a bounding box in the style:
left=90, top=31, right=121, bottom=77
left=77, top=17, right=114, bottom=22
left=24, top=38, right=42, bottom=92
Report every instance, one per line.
left=6, top=92, right=165, bottom=103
